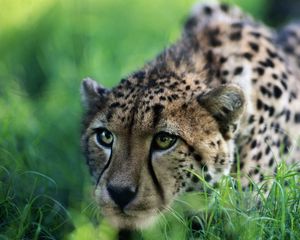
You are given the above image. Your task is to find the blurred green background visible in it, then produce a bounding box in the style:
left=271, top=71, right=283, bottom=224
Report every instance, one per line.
left=0, top=0, right=298, bottom=239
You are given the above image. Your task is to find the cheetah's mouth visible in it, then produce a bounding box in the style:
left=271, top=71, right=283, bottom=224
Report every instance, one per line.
left=103, top=206, right=160, bottom=229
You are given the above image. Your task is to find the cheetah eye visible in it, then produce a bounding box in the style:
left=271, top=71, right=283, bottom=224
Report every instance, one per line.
left=152, top=132, right=177, bottom=151
left=95, top=128, right=114, bottom=148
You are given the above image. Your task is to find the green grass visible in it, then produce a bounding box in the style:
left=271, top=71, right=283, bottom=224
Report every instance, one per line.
left=0, top=0, right=299, bottom=239
left=134, top=161, right=300, bottom=240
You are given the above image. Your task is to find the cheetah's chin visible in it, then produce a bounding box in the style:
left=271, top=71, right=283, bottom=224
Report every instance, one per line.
left=105, top=211, right=159, bottom=229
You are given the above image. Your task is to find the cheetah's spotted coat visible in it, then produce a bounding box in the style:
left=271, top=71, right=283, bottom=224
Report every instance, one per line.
left=81, top=2, right=300, bottom=229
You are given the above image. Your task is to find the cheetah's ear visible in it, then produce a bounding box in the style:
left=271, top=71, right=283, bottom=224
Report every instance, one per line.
left=197, top=84, right=245, bottom=139
left=81, top=78, right=109, bottom=109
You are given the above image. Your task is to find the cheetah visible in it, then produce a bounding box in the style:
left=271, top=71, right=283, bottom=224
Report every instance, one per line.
left=81, top=2, right=300, bottom=229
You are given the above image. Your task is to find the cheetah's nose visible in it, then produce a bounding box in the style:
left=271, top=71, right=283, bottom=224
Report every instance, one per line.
left=107, top=184, right=138, bottom=210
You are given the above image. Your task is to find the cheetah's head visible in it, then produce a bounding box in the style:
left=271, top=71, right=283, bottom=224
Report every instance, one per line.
left=80, top=72, right=245, bottom=229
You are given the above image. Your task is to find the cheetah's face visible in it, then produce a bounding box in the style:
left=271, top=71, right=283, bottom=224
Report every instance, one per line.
left=81, top=77, right=245, bottom=229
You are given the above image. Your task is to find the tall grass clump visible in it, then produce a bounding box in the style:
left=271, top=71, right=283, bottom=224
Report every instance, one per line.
left=0, top=169, right=73, bottom=239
